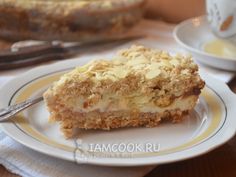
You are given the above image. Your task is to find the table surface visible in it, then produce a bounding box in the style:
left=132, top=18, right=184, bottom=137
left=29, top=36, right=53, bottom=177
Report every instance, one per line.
left=1, top=36, right=236, bottom=176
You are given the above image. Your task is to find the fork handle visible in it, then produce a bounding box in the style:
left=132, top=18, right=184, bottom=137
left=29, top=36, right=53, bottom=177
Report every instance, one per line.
left=0, top=97, right=43, bottom=122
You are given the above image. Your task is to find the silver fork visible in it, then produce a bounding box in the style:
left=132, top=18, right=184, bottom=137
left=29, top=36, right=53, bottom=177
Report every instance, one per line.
left=0, top=97, right=43, bottom=122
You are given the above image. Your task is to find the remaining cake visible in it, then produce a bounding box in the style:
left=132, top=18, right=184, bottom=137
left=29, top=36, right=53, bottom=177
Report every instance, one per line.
left=43, top=45, right=205, bottom=138
left=0, top=0, right=145, bottom=41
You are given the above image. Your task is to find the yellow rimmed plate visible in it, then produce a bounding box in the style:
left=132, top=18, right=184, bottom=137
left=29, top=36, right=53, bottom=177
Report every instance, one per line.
left=0, top=56, right=236, bottom=166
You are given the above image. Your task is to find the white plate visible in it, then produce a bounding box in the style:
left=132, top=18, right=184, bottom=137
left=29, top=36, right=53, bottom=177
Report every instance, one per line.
left=174, top=16, right=236, bottom=71
left=0, top=56, right=236, bottom=166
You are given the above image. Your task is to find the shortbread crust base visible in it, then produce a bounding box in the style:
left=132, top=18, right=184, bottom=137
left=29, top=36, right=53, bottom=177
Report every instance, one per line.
left=50, top=108, right=192, bottom=138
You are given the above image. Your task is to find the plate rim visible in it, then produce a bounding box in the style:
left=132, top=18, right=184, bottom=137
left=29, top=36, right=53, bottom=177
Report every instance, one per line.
left=0, top=57, right=236, bottom=166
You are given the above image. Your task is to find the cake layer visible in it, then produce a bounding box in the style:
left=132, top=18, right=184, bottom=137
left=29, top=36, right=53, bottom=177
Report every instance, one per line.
left=60, top=109, right=188, bottom=138
left=45, top=95, right=198, bottom=137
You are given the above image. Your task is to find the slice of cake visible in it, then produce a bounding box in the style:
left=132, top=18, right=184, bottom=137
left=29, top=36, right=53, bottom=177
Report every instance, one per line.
left=43, top=45, right=205, bottom=138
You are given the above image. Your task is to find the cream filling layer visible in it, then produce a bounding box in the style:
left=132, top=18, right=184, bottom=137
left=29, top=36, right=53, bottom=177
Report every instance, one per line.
left=67, top=95, right=198, bottom=113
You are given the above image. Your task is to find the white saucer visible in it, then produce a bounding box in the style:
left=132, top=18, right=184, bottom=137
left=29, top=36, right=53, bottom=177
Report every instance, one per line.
left=174, top=16, right=236, bottom=71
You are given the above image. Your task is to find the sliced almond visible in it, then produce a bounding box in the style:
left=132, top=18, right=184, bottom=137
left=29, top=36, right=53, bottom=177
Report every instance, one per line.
left=146, top=69, right=161, bottom=79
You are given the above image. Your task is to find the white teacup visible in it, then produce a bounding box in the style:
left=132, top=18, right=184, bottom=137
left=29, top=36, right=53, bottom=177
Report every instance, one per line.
left=206, top=0, right=236, bottom=44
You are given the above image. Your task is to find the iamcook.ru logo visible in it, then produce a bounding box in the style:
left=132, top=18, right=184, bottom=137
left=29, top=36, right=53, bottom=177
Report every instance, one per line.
left=74, top=140, right=161, bottom=162
left=88, top=142, right=160, bottom=153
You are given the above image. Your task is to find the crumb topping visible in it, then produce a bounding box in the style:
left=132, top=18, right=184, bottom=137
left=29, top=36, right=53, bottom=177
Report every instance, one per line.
left=62, top=45, right=198, bottom=81
left=0, top=0, right=142, bottom=13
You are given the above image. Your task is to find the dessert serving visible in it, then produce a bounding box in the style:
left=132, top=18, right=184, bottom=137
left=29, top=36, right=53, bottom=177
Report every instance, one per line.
left=43, top=45, right=205, bottom=138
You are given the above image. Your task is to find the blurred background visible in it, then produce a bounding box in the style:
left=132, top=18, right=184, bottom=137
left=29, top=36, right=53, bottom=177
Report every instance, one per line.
left=146, top=0, right=205, bottom=22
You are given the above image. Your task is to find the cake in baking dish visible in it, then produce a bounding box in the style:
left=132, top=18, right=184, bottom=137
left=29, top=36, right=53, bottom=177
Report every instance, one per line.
left=0, top=0, right=145, bottom=41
